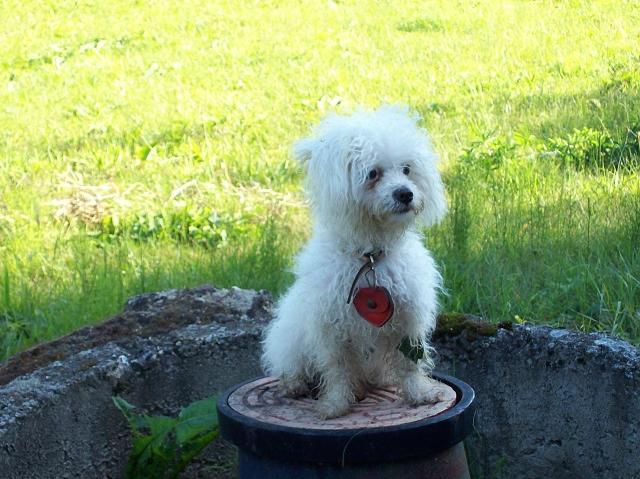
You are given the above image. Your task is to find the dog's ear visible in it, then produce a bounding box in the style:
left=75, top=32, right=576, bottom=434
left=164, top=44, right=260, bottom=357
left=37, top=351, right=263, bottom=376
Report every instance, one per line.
left=292, top=138, right=316, bottom=166
left=421, top=172, right=447, bottom=227
left=292, top=127, right=354, bottom=220
left=415, top=149, right=448, bottom=227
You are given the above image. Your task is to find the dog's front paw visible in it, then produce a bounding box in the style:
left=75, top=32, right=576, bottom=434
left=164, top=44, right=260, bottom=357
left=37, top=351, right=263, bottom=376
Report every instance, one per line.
left=401, top=374, right=447, bottom=406
left=315, top=398, right=351, bottom=419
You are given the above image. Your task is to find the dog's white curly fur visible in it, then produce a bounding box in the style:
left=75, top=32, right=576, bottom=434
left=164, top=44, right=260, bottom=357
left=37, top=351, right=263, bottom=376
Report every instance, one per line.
left=262, top=105, right=448, bottom=419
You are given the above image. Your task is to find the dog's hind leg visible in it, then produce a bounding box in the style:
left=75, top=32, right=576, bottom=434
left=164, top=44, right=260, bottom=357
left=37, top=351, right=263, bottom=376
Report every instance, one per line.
left=263, top=339, right=310, bottom=398
left=261, top=298, right=311, bottom=398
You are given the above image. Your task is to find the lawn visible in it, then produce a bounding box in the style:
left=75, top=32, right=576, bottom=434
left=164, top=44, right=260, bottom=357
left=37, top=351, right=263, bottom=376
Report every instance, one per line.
left=1, top=0, right=639, bottom=359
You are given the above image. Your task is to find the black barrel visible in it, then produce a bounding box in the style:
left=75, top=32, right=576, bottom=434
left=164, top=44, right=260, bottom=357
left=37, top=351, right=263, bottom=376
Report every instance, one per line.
left=217, top=372, right=475, bottom=479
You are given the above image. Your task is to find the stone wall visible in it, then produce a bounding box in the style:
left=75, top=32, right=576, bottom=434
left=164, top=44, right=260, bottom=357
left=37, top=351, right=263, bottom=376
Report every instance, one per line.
left=435, top=322, right=639, bottom=478
left=0, top=285, right=638, bottom=478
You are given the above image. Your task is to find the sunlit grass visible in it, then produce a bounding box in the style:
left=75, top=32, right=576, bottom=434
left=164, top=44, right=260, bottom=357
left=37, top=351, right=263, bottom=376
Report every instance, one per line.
left=1, top=0, right=639, bottom=358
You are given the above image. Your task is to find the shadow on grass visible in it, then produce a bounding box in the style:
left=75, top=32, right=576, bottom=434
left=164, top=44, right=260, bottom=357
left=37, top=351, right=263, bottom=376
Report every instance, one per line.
left=430, top=164, right=640, bottom=344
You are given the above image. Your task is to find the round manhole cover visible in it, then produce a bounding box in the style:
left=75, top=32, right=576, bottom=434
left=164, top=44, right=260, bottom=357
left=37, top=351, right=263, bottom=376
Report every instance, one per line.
left=227, top=376, right=456, bottom=430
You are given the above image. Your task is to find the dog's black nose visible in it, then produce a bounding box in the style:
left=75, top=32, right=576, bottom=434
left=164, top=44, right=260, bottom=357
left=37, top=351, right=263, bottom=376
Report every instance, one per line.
left=393, top=187, right=413, bottom=205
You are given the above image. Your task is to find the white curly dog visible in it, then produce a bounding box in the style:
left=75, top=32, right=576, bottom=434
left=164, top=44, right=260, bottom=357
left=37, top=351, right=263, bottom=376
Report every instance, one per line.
left=262, top=105, right=448, bottom=419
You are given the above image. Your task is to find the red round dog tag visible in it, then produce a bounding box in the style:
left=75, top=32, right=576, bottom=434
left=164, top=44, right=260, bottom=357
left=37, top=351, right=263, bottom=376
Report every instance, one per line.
left=353, top=286, right=394, bottom=327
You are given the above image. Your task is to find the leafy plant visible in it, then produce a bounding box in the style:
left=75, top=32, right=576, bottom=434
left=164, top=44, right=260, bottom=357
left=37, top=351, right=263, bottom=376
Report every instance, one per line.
left=98, top=208, right=244, bottom=248
left=542, top=126, right=640, bottom=170
left=457, top=134, right=515, bottom=176
left=112, top=395, right=219, bottom=479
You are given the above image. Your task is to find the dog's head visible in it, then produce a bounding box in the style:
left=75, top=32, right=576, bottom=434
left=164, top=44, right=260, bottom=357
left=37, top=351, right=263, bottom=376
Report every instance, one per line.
left=294, top=105, right=446, bottom=235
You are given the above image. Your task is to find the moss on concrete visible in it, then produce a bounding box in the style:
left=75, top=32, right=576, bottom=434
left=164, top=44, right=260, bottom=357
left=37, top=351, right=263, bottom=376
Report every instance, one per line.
left=434, top=313, right=512, bottom=341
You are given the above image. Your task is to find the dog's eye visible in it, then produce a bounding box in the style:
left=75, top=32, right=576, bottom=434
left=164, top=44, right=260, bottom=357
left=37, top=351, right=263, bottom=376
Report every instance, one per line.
left=402, top=165, right=411, bottom=175
left=367, top=169, right=379, bottom=181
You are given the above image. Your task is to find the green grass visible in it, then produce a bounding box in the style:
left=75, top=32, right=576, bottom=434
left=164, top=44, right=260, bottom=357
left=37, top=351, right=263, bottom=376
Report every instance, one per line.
left=1, top=0, right=639, bottom=359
